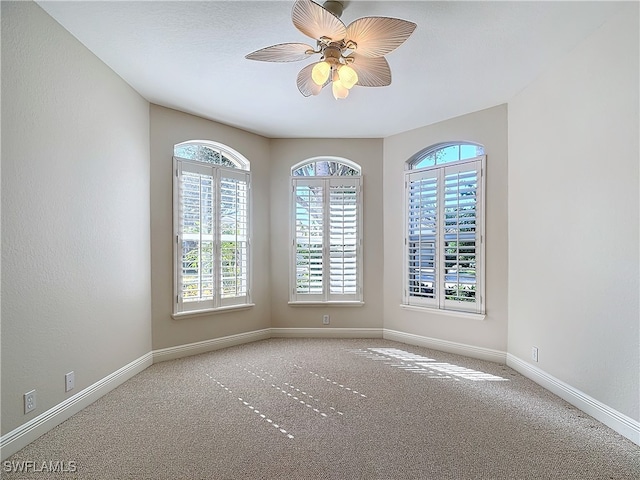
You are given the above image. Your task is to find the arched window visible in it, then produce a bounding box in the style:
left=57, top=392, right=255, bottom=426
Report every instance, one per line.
left=290, top=157, right=363, bottom=303
left=173, top=141, right=251, bottom=314
left=292, top=158, right=360, bottom=177
left=408, top=142, right=485, bottom=170
left=404, top=142, right=485, bottom=316
left=174, top=140, right=250, bottom=169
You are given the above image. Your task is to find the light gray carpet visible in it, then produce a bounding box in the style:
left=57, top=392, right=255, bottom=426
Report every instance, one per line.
left=3, top=338, right=639, bottom=479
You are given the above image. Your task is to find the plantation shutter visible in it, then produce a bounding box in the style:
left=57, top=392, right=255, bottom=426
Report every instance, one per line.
left=175, top=159, right=251, bottom=312
left=442, top=162, right=480, bottom=311
left=292, top=176, right=362, bottom=302
left=177, top=160, right=216, bottom=312
left=219, top=168, right=250, bottom=305
left=404, top=157, right=483, bottom=314
left=293, top=179, right=325, bottom=300
left=406, top=169, right=439, bottom=307
left=328, top=178, right=360, bottom=301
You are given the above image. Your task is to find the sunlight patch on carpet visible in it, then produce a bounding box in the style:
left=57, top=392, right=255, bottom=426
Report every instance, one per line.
left=349, top=348, right=508, bottom=382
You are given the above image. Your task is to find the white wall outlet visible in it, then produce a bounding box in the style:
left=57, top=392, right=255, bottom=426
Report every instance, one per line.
left=24, top=390, right=36, bottom=414
left=65, top=371, right=75, bottom=392
left=322, top=314, right=330, bottom=325
left=532, top=346, right=539, bottom=363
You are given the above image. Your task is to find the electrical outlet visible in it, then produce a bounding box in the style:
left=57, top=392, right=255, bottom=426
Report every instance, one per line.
left=24, top=390, right=36, bottom=414
left=532, top=346, right=539, bottom=363
left=322, top=314, right=330, bottom=325
left=65, top=371, right=75, bottom=392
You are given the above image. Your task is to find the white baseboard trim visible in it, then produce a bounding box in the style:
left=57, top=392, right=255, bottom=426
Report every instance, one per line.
left=0, top=352, right=153, bottom=461
left=507, top=353, right=640, bottom=446
left=152, top=328, right=272, bottom=363
left=383, top=329, right=507, bottom=363
left=270, top=327, right=384, bottom=339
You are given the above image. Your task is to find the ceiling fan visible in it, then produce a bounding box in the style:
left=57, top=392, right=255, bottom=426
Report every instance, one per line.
left=246, top=0, right=417, bottom=99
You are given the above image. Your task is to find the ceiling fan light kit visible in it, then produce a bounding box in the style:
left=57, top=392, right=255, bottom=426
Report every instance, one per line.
left=246, top=0, right=416, bottom=99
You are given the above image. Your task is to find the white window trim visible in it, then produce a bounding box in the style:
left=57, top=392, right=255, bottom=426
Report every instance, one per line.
left=173, top=152, right=252, bottom=315
left=289, top=168, right=363, bottom=305
left=400, top=303, right=485, bottom=320
left=171, top=303, right=255, bottom=319
left=402, top=154, right=486, bottom=316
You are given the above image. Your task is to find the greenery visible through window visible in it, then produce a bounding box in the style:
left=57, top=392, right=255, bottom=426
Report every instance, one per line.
left=404, top=143, right=485, bottom=315
left=173, top=141, right=251, bottom=314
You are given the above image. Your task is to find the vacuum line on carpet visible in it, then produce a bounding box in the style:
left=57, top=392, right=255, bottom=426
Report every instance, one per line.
left=205, top=374, right=295, bottom=440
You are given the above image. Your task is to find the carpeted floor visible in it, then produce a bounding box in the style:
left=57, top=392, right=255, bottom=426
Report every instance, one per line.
left=3, top=338, right=639, bottom=479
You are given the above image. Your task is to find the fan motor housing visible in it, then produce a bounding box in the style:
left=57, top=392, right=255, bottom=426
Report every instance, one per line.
left=323, top=44, right=343, bottom=62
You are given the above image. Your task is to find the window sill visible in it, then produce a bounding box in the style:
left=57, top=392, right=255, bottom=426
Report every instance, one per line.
left=288, top=301, right=364, bottom=307
left=172, top=303, right=255, bottom=319
left=400, top=304, right=485, bottom=321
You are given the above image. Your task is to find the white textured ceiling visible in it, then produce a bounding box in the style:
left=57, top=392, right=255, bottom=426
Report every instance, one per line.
left=37, top=1, right=625, bottom=138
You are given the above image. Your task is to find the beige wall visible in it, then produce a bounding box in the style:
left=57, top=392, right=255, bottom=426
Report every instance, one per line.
left=269, top=139, right=384, bottom=329
left=1, top=1, right=152, bottom=434
left=382, top=105, right=509, bottom=352
left=508, top=5, right=639, bottom=421
left=149, top=106, right=272, bottom=349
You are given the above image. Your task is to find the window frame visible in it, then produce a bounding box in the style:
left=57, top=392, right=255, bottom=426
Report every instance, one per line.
left=172, top=141, right=252, bottom=317
left=289, top=157, right=363, bottom=305
left=403, top=143, right=486, bottom=318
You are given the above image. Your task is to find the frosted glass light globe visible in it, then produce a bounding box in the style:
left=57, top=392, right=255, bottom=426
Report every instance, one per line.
left=332, top=80, right=349, bottom=99
left=311, top=61, right=331, bottom=86
left=338, top=65, right=358, bottom=89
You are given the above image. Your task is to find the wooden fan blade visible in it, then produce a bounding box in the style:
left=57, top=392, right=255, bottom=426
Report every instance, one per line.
left=292, top=0, right=346, bottom=42
left=347, top=54, right=392, bottom=87
left=296, top=63, right=328, bottom=97
left=346, top=17, right=417, bottom=57
left=246, top=43, right=316, bottom=62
